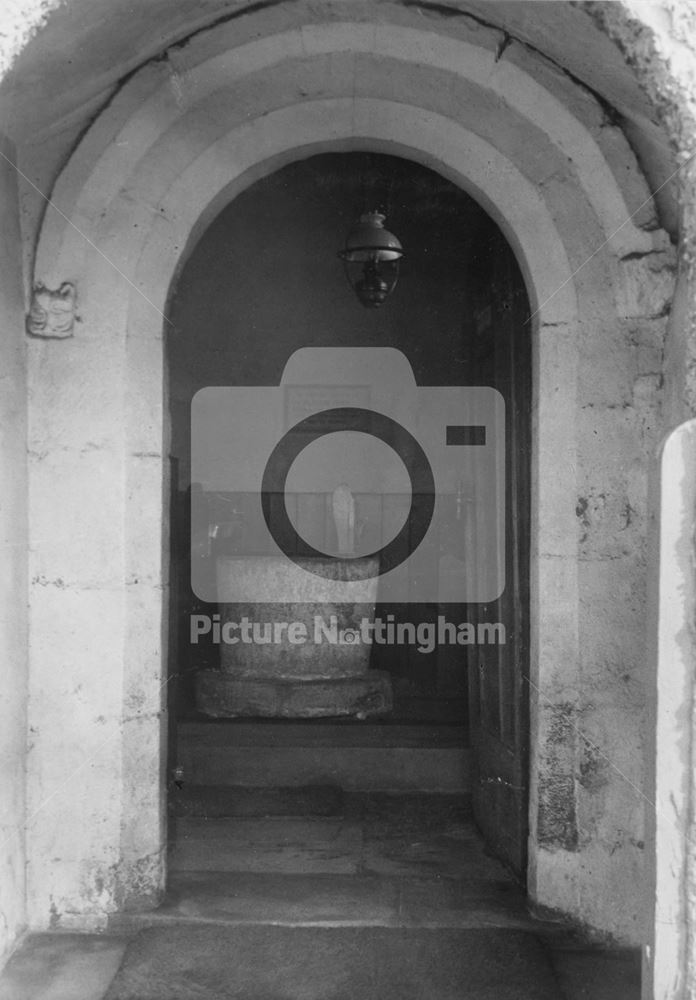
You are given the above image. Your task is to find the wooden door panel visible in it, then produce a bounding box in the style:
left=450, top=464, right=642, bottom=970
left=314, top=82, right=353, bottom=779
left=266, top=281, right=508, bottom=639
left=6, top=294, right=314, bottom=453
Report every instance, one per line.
left=468, top=233, right=531, bottom=881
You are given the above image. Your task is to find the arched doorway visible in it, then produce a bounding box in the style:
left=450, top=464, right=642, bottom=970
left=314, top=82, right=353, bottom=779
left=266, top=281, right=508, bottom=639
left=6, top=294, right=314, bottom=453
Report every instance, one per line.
left=25, top=9, right=675, bottom=949
left=165, top=150, right=532, bottom=878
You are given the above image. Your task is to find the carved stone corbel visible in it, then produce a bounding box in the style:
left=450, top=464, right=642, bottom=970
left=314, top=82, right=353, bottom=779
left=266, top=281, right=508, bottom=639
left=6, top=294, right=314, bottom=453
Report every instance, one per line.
left=26, top=282, right=77, bottom=339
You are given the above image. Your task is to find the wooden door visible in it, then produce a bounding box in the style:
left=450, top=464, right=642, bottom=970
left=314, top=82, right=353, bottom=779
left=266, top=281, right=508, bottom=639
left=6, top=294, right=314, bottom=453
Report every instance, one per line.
left=467, top=232, right=531, bottom=880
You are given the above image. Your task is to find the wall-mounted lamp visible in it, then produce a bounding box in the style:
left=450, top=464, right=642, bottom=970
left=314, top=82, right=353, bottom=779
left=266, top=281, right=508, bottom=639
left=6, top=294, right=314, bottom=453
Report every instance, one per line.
left=338, top=212, right=404, bottom=308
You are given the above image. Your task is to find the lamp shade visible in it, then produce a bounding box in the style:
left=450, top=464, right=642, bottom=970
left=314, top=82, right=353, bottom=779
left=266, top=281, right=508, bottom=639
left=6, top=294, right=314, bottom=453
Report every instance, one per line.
left=338, top=212, right=404, bottom=308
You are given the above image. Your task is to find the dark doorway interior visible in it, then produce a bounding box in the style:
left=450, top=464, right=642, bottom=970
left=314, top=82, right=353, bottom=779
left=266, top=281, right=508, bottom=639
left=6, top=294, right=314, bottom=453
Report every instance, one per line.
left=166, top=152, right=530, bottom=877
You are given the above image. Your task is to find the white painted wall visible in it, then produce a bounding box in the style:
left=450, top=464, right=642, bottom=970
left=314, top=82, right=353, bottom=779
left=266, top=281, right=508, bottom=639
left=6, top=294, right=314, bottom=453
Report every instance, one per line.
left=0, top=133, right=28, bottom=965
left=643, top=419, right=696, bottom=1000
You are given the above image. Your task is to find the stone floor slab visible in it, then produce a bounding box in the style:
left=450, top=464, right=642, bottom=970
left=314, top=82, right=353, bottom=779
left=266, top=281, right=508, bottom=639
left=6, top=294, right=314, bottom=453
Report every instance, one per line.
left=397, top=876, right=538, bottom=930
left=170, top=817, right=363, bottom=874
left=102, top=925, right=564, bottom=1000
left=0, top=934, right=128, bottom=1000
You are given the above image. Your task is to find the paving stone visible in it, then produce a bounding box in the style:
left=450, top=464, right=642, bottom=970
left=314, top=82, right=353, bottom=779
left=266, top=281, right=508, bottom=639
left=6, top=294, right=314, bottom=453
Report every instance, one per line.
left=170, top=817, right=363, bottom=874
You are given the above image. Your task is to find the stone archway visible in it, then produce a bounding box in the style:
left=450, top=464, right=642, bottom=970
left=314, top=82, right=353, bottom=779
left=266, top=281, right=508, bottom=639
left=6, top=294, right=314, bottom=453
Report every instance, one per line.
left=25, top=13, right=674, bottom=947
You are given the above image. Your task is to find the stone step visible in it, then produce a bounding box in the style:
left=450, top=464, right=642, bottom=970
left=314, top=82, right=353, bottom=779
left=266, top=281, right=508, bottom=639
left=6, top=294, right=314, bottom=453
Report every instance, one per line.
left=179, top=721, right=468, bottom=748
left=109, top=870, right=550, bottom=933
left=169, top=806, right=489, bottom=881
left=176, top=722, right=471, bottom=792
left=177, top=744, right=471, bottom=792
left=170, top=817, right=364, bottom=874
left=102, top=922, right=579, bottom=1000
left=170, top=786, right=472, bottom=821
left=170, top=783, right=344, bottom=818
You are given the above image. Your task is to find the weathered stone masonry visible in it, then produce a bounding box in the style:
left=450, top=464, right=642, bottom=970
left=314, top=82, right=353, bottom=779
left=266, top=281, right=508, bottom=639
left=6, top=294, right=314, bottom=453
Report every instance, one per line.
left=0, top=5, right=695, bottom=997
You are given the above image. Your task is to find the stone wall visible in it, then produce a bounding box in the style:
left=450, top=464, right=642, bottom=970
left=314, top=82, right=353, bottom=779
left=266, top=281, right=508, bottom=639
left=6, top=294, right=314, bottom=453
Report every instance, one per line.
left=14, top=3, right=678, bottom=947
left=584, top=2, right=696, bottom=990
left=526, top=233, right=677, bottom=942
left=0, top=0, right=696, bottom=985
